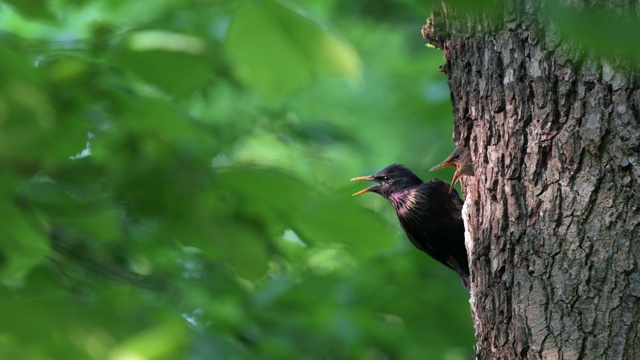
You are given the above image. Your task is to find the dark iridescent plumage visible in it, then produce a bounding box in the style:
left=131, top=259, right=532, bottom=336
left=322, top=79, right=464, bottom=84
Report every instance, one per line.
left=352, top=164, right=469, bottom=287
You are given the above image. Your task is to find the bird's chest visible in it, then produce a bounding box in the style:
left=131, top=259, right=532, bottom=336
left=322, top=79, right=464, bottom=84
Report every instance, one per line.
left=388, top=190, right=419, bottom=217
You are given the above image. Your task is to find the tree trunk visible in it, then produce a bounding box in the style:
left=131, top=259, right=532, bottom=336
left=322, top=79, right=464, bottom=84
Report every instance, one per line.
left=423, top=1, right=640, bottom=359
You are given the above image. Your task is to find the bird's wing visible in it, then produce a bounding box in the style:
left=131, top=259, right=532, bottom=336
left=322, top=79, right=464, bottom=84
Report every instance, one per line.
left=429, top=179, right=464, bottom=219
left=396, top=180, right=469, bottom=278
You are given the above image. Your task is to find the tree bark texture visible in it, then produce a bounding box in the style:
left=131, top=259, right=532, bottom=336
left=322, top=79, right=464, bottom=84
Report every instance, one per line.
left=423, top=1, right=640, bottom=359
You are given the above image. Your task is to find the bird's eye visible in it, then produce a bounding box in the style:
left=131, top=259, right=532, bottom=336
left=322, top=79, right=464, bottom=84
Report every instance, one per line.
left=381, top=176, right=389, bottom=181
left=453, top=154, right=460, bottom=159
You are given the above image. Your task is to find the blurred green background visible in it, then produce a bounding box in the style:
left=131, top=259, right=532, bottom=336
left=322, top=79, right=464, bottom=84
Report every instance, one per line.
left=0, top=0, right=475, bottom=359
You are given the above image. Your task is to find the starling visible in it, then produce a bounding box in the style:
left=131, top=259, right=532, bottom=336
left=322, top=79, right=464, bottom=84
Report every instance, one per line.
left=352, top=164, right=469, bottom=287
left=429, top=146, right=473, bottom=192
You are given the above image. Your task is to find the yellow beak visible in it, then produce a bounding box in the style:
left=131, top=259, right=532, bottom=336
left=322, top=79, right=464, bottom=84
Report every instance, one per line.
left=350, top=175, right=376, bottom=196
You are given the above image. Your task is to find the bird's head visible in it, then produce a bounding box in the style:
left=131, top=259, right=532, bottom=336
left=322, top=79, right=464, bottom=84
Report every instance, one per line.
left=429, top=146, right=473, bottom=191
left=351, top=164, right=423, bottom=198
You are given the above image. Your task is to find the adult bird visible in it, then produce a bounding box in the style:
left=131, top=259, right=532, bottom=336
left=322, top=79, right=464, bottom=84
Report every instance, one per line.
left=351, top=164, right=469, bottom=287
left=429, top=146, right=474, bottom=192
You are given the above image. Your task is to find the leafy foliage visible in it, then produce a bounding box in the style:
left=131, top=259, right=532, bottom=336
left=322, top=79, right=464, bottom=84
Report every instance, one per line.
left=0, top=0, right=473, bottom=359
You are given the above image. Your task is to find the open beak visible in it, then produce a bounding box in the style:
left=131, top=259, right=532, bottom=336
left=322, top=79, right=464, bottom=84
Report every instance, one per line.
left=430, top=160, right=459, bottom=193
left=430, top=146, right=472, bottom=193
left=429, top=160, right=456, bottom=172
left=448, top=171, right=463, bottom=193
left=350, top=175, right=377, bottom=196
left=451, top=170, right=463, bottom=187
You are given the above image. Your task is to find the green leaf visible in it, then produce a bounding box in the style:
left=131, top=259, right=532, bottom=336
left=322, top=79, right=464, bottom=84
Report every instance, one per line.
left=211, top=224, right=270, bottom=280
left=0, top=46, right=88, bottom=170
left=548, top=4, right=640, bottom=61
left=23, top=181, right=122, bottom=242
left=214, top=166, right=395, bottom=256
left=226, top=0, right=361, bottom=98
left=297, top=198, right=396, bottom=257
left=109, top=318, right=188, bottom=360
left=2, top=0, right=55, bottom=21
left=117, top=30, right=212, bottom=95
left=0, top=201, right=50, bottom=284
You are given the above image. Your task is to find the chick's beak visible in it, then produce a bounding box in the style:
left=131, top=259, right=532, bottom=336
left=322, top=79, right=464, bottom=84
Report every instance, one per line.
left=350, top=175, right=377, bottom=196
left=429, top=160, right=456, bottom=172
left=430, top=158, right=460, bottom=193
left=451, top=171, right=463, bottom=188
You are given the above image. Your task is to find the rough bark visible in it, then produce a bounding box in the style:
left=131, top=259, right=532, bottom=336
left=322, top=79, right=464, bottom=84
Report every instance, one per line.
left=423, top=1, right=640, bottom=359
